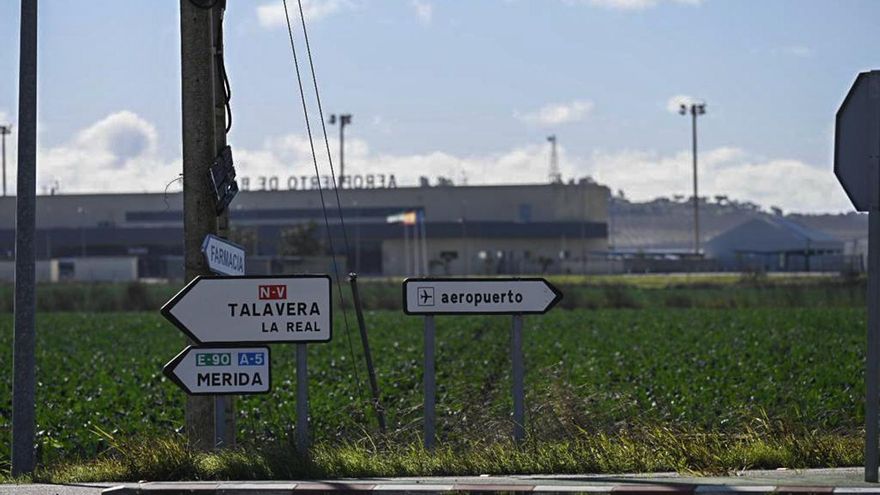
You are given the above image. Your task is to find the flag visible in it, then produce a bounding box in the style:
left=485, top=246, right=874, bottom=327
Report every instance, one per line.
left=386, top=210, right=418, bottom=225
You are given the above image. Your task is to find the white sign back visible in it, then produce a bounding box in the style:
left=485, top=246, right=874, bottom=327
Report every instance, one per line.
left=835, top=70, right=880, bottom=212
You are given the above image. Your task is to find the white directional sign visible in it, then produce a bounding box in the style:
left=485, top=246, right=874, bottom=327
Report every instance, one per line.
left=161, top=275, right=332, bottom=344
left=201, top=234, right=246, bottom=276
left=163, top=346, right=271, bottom=395
left=403, top=277, right=562, bottom=315
left=835, top=70, right=880, bottom=212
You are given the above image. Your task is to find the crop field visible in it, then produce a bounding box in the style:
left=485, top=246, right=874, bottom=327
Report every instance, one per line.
left=0, top=277, right=869, bottom=479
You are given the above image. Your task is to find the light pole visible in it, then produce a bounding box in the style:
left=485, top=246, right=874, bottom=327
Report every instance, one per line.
left=679, top=101, right=706, bottom=255
left=0, top=124, right=11, bottom=197
left=547, top=135, right=561, bottom=183
left=77, top=206, right=86, bottom=257
left=328, top=114, right=352, bottom=188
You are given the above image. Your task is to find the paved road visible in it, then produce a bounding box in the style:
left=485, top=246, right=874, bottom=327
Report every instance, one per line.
left=2, top=468, right=878, bottom=494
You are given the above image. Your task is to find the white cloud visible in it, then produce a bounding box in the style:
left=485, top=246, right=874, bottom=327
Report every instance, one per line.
left=515, top=100, right=594, bottom=126
left=569, top=0, right=702, bottom=11
left=0, top=111, right=853, bottom=214
left=14, top=111, right=178, bottom=195
left=412, top=0, right=433, bottom=24
left=586, top=147, right=852, bottom=214
left=256, top=0, right=351, bottom=28
left=774, top=45, right=812, bottom=58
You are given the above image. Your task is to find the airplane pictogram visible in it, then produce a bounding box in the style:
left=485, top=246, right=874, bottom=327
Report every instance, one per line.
left=417, top=287, right=435, bottom=306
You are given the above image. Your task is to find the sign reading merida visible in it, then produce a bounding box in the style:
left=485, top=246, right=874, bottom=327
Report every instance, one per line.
left=163, top=346, right=271, bottom=395
left=160, top=275, right=332, bottom=344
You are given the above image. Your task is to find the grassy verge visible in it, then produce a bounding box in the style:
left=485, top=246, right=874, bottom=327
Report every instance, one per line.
left=0, top=273, right=866, bottom=312
left=4, top=423, right=862, bottom=483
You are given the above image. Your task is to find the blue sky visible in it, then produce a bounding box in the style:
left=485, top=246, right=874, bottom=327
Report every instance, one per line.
left=0, top=0, right=879, bottom=213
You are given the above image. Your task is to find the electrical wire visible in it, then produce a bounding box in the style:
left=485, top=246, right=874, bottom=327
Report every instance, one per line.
left=281, top=0, right=366, bottom=404
left=295, top=0, right=355, bottom=278
left=213, top=3, right=232, bottom=133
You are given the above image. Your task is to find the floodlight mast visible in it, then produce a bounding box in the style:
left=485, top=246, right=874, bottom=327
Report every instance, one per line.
left=0, top=124, right=11, bottom=197
left=679, top=101, right=707, bottom=256
left=329, top=114, right=352, bottom=188
left=547, top=135, right=561, bottom=183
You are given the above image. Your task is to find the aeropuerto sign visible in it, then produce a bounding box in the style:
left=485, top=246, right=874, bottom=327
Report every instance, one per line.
left=163, top=346, right=271, bottom=395
left=402, top=277, right=562, bottom=315
left=161, top=275, right=332, bottom=344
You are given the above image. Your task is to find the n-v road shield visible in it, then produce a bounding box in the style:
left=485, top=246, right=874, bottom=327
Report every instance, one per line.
left=403, top=277, right=562, bottom=315
left=161, top=275, right=332, bottom=344
left=163, top=346, right=271, bottom=395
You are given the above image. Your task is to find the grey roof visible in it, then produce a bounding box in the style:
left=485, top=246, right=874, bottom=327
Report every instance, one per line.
left=705, top=216, right=843, bottom=255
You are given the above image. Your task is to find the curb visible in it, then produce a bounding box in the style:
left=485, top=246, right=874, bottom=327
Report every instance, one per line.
left=99, top=482, right=880, bottom=494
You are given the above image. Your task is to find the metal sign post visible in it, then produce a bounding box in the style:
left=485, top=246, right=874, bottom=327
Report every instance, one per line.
left=12, top=0, right=38, bottom=476
left=424, top=315, right=436, bottom=450
left=296, top=343, right=309, bottom=454
left=834, top=70, right=880, bottom=482
left=403, top=277, right=562, bottom=447
left=869, top=208, right=880, bottom=481
left=511, top=315, right=525, bottom=442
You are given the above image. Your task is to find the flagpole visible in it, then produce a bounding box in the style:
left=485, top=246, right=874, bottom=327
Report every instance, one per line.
left=420, top=210, right=428, bottom=276
left=404, top=223, right=410, bottom=276
left=413, top=218, right=421, bottom=277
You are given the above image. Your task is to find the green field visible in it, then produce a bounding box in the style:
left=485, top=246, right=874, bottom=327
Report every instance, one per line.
left=0, top=277, right=869, bottom=480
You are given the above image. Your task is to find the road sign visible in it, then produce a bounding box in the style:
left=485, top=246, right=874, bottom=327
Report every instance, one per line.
left=164, top=346, right=270, bottom=395
left=161, top=275, right=332, bottom=344
left=403, top=277, right=562, bottom=315
left=201, top=234, right=246, bottom=276
left=835, top=70, right=880, bottom=212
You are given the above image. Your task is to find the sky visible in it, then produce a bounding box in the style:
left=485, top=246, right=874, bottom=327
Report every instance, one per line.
left=0, top=0, right=878, bottom=213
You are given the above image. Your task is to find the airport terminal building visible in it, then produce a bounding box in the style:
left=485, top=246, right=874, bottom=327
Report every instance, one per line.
left=0, top=182, right=610, bottom=280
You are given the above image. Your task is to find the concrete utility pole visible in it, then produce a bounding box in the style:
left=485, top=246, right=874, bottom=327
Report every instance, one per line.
left=180, top=0, right=218, bottom=451
left=329, top=114, right=351, bottom=187
left=211, top=1, right=235, bottom=448
left=12, top=0, right=37, bottom=476
left=679, top=101, right=706, bottom=256
left=0, top=124, right=12, bottom=197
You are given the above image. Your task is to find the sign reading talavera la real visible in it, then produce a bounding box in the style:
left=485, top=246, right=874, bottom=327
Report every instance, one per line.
left=161, top=275, right=332, bottom=344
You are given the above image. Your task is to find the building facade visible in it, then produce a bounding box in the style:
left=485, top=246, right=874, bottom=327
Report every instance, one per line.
left=0, top=182, right=610, bottom=279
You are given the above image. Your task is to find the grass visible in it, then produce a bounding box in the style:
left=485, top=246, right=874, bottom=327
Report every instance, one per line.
left=7, top=425, right=864, bottom=483
left=0, top=276, right=869, bottom=480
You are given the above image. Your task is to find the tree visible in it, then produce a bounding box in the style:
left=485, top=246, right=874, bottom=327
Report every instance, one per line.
left=279, top=221, right=323, bottom=256
left=229, top=227, right=258, bottom=255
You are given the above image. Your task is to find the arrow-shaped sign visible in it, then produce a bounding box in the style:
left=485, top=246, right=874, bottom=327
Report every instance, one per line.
left=402, top=277, right=563, bottom=315
left=161, top=275, right=332, bottom=344
left=201, top=234, right=246, bottom=276
left=163, top=346, right=271, bottom=395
